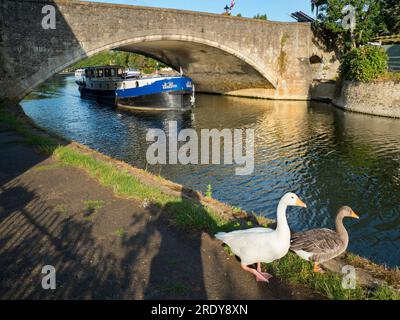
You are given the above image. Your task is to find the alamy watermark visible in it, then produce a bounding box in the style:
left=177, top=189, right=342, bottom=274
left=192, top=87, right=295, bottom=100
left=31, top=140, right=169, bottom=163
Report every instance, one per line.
left=342, top=265, right=356, bottom=289
left=41, top=5, right=56, bottom=30
left=41, top=265, right=56, bottom=290
left=341, top=5, right=356, bottom=32
left=146, top=121, right=254, bottom=175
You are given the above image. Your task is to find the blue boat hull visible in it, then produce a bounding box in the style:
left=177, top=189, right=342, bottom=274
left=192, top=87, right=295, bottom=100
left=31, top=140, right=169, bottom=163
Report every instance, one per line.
left=78, top=76, right=194, bottom=110
left=79, top=86, right=116, bottom=103
left=117, top=90, right=193, bottom=111
left=116, top=76, right=194, bottom=110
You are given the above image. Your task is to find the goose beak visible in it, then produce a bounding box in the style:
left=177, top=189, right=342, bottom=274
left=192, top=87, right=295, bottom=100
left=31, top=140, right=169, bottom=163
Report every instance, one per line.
left=296, top=198, right=307, bottom=208
left=351, top=211, right=360, bottom=219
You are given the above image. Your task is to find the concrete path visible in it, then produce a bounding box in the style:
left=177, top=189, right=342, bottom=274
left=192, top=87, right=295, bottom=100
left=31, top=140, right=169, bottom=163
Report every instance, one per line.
left=0, top=124, right=320, bottom=299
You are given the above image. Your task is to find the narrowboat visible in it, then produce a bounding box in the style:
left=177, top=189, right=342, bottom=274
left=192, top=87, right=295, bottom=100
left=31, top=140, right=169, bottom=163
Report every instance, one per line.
left=75, top=65, right=195, bottom=110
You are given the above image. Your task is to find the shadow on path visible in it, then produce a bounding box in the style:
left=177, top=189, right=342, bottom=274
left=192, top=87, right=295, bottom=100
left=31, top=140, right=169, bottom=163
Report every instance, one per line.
left=0, top=124, right=319, bottom=299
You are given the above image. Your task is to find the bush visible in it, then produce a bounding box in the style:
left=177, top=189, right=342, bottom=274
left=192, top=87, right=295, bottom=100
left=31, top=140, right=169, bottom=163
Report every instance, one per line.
left=340, top=46, right=388, bottom=82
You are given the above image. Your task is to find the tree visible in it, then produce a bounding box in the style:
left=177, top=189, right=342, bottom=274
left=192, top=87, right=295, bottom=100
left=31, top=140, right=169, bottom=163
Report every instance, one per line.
left=68, top=50, right=165, bottom=72
left=379, top=0, right=400, bottom=34
left=311, top=0, right=327, bottom=16
left=253, top=13, right=267, bottom=20
left=236, top=13, right=242, bottom=17
left=315, top=0, right=384, bottom=52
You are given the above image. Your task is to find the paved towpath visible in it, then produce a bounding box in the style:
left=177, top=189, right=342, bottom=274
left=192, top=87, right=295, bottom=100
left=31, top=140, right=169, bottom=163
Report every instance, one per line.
left=0, top=123, right=321, bottom=299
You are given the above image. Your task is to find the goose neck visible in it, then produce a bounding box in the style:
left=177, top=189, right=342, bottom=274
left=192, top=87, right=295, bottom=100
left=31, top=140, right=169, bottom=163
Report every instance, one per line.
left=335, top=214, right=349, bottom=243
left=276, top=200, right=289, bottom=233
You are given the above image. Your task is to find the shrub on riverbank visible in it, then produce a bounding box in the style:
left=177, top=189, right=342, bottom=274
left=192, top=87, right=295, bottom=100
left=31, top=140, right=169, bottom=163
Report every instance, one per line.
left=340, top=46, right=388, bottom=82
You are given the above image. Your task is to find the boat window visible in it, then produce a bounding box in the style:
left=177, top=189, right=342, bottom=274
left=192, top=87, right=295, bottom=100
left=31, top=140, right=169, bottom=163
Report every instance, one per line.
left=96, top=69, right=103, bottom=78
left=89, top=69, right=94, bottom=78
left=85, top=69, right=89, bottom=77
left=118, top=68, right=123, bottom=76
left=135, top=81, right=139, bottom=88
left=104, top=68, right=111, bottom=77
left=111, top=68, right=116, bottom=77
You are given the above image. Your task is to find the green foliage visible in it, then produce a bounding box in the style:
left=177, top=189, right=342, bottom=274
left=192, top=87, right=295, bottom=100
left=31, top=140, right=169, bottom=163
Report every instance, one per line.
left=340, top=45, right=388, bottom=81
left=0, top=109, right=57, bottom=154
left=67, top=50, right=166, bottom=73
left=379, top=0, right=400, bottom=34
left=253, top=13, right=268, bottom=21
left=269, top=252, right=399, bottom=300
left=83, top=200, right=105, bottom=213
left=279, top=34, right=289, bottom=75
left=115, top=227, right=126, bottom=237
left=316, top=0, right=384, bottom=52
left=236, top=13, right=242, bottom=17
left=205, top=184, right=213, bottom=198
left=371, top=285, right=400, bottom=300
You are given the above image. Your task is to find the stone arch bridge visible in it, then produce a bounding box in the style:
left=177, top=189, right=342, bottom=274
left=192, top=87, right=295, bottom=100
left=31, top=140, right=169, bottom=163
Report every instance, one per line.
left=0, top=0, right=337, bottom=101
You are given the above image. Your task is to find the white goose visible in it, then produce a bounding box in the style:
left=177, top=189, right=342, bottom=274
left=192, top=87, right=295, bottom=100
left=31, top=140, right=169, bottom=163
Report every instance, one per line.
left=215, top=193, right=307, bottom=282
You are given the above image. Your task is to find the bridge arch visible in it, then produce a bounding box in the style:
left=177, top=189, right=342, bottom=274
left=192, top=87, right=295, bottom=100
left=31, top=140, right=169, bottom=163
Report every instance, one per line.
left=24, top=34, right=277, bottom=100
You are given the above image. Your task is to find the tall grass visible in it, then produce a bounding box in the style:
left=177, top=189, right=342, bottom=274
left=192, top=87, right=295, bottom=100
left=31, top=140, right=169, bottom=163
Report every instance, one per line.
left=269, top=252, right=399, bottom=300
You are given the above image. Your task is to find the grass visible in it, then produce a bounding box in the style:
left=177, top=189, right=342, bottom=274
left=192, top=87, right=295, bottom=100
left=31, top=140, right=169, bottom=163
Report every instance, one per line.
left=268, top=252, right=399, bottom=300
left=232, top=207, right=242, bottom=214
left=54, top=204, right=67, bottom=214
left=205, top=184, right=213, bottom=198
left=115, top=227, right=126, bottom=237
left=53, top=146, right=239, bottom=233
left=0, top=108, right=57, bottom=154
left=371, top=285, right=400, bottom=300
left=82, top=200, right=105, bottom=222
left=0, top=106, right=398, bottom=300
left=159, top=282, right=190, bottom=296
left=377, top=71, right=400, bottom=82
left=344, top=253, right=400, bottom=289
left=33, top=163, right=66, bottom=172
left=83, top=200, right=105, bottom=212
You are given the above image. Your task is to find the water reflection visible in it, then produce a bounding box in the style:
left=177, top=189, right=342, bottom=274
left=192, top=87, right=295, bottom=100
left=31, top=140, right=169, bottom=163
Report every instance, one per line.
left=21, top=75, right=400, bottom=267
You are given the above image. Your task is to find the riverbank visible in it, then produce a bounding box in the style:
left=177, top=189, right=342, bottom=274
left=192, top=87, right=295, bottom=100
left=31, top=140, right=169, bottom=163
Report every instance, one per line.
left=333, top=80, right=400, bottom=118
left=0, top=100, right=399, bottom=299
left=311, top=79, right=400, bottom=118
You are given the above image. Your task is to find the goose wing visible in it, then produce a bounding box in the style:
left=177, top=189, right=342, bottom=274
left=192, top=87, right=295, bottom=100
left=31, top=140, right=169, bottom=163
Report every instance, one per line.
left=215, top=227, right=275, bottom=263
left=290, top=228, right=345, bottom=258
left=215, top=227, right=273, bottom=243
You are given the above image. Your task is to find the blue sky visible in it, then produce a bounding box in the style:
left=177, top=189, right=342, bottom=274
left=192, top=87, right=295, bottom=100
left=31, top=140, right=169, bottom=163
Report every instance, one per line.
left=86, top=0, right=313, bottom=22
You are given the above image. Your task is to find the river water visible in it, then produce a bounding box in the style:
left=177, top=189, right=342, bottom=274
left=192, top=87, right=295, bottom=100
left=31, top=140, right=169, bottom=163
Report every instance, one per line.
left=21, top=74, right=400, bottom=267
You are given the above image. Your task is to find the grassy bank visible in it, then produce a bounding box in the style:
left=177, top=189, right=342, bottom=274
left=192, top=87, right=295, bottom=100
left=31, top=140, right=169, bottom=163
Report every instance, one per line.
left=268, top=253, right=399, bottom=300
left=0, top=103, right=399, bottom=300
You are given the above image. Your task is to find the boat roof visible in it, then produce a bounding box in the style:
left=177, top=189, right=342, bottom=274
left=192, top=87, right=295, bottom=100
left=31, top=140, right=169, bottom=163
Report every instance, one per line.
left=84, top=65, right=122, bottom=70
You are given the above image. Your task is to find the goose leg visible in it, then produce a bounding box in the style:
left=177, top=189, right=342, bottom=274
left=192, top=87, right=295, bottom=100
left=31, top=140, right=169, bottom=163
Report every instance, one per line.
left=241, top=264, right=269, bottom=282
left=257, top=262, right=273, bottom=280
left=313, top=262, right=324, bottom=273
